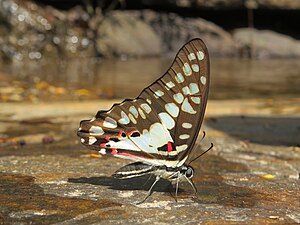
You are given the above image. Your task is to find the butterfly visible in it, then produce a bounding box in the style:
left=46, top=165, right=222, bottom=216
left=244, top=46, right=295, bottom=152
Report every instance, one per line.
left=77, top=38, right=212, bottom=204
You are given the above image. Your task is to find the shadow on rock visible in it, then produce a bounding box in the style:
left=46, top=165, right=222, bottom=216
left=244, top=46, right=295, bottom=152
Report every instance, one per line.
left=68, top=175, right=177, bottom=193
left=69, top=154, right=264, bottom=208
left=207, top=116, right=300, bottom=146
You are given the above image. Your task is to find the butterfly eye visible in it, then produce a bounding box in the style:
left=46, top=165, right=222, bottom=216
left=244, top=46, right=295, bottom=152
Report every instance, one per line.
left=185, top=167, right=194, bottom=178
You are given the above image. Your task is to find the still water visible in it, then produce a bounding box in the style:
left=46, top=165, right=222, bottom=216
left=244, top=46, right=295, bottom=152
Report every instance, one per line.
left=3, top=57, right=300, bottom=99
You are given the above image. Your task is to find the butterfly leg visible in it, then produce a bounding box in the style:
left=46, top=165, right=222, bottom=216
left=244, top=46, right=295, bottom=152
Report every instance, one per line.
left=184, top=176, right=200, bottom=200
left=175, top=175, right=180, bottom=202
left=136, top=175, right=161, bottom=205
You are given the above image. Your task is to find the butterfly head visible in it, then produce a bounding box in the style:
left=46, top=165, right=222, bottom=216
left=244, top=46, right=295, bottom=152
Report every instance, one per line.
left=181, top=165, right=194, bottom=179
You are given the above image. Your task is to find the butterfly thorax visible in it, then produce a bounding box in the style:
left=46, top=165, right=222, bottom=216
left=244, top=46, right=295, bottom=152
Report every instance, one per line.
left=159, top=164, right=194, bottom=181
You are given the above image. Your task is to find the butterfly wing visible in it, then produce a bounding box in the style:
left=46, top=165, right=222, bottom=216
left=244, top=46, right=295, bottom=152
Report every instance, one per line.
left=78, top=38, right=210, bottom=168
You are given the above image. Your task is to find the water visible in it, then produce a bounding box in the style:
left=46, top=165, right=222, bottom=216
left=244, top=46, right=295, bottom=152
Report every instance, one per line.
left=1, top=57, right=300, bottom=99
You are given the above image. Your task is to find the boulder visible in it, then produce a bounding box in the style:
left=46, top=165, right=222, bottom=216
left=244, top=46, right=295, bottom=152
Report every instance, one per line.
left=233, top=28, right=300, bottom=58
left=96, top=11, right=162, bottom=57
left=123, top=0, right=300, bottom=10
left=140, top=10, right=238, bottom=57
left=96, top=10, right=238, bottom=57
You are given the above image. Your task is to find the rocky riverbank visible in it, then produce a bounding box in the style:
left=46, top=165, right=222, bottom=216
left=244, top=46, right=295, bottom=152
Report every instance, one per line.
left=0, top=98, right=299, bottom=224
left=1, top=0, right=300, bottom=62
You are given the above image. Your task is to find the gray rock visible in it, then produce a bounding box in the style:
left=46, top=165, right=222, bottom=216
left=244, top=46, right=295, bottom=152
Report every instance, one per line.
left=134, top=0, right=300, bottom=9
left=96, top=11, right=162, bottom=57
left=0, top=0, right=94, bottom=62
left=140, top=10, right=238, bottom=57
left=233, top=28, right=300, bottom=58
left=96, top=10, right=238, bottom=57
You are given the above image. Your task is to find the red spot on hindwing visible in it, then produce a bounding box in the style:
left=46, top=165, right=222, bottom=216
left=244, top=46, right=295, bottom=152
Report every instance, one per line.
left=118, top=130, right=125, bottom=138
left=111, top=148, right=118, bottom=154
left=100, top=143, right=106, bottom=148
left=167, top=142, right=173, bottom=152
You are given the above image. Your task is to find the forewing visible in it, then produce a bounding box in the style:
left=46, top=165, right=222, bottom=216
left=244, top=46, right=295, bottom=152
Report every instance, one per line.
left=139, top=38, right=210, bottom=165
left=78, top=38, right=209, bottom=167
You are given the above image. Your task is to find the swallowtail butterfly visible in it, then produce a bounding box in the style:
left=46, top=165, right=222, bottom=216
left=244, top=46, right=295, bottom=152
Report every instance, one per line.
left=78, top=38, right=212, bottom=203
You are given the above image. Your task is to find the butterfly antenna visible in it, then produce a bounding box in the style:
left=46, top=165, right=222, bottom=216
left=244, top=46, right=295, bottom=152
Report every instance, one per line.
left=188, top=143, right=213, bottom=165
left=188, top=131, right=205, bottom=161
left=200, top=131, right=206, bottom=142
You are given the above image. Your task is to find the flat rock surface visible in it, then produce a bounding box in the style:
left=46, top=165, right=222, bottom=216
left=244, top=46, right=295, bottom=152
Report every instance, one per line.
left=0, top=98, right=299, bottom=224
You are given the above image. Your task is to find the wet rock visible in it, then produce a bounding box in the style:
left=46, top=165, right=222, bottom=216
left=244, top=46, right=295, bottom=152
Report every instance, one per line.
left=233, top=28, right=300, bottom=58
left=0, top=99, right=299, bottom=224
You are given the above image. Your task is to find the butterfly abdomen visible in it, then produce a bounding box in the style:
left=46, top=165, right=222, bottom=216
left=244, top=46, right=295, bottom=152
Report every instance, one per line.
left=112, top=162, right=155, bottom=179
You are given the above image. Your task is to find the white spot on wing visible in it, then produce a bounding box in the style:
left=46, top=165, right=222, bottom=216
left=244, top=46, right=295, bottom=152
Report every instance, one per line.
left=118, top=111, right=130, bottom=125
left=154, top=90, right=164, bottom=98
left=197, top=51, right=204, bottom=60
left=166, top=81, right=175, bottom=89
left=158, top=112, right=175, bottom=130
left=173, top=93, right=184, bottom=104
left=179, top=134, right=190, bottom=140
left=189, top=83, right=199, bottom=94
left=129, top=106, right=138, bottom=118
left=183, top=63, right=192, bottom=76
left=182, top=63, right=192, bottom=76
left=192, top=64, right=199, bottom=72
left=201, top=76, right=206, bottom=85
left=182, top=123, right=192, bottom=129
left=88, top=137, right=97, bottom=145
left=165, top=103, right=179, bottom=117
left=182, top=86, right=191, bottom=95
left=81, top=138, right=85, bottom=143
left=191, top=96, right=201, bottom=104
left=99, top=148, right=106, bottom=154
left=146, top=99, right=152, bottom=104
left=128, top=113, right=137, bottom=124
left=188, top=53, right=196, bottom=61
left=182, top=98, right=196, bottom=114
left=175, top=73, right=184, bottom=83
left=89, top=126, right=104, bottom=135
left=141, top=103, right=151, bottom=114
left=138, top=108, right=146, bottom=119
left=108, top=139, right=140, bottom=151
left=176, top=144, right=188, bottom=152
left=149, top=123, right=173, bottom=148
left=103, top=117, right=117, bottom=128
